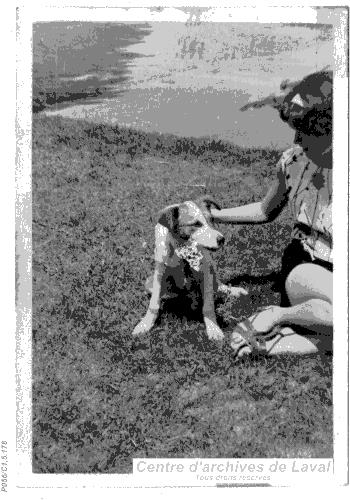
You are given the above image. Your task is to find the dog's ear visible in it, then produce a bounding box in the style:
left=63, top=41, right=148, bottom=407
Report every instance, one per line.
left=196, top=196, right=221, bottom=212
left=157, top=204, right=179, bottom=233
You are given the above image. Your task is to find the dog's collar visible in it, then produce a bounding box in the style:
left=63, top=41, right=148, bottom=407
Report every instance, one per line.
left=175, top=241, right=203, bottom=271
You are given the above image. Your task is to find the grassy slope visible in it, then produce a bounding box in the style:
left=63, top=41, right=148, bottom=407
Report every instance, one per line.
left=32, top=116, right=332, bottom=473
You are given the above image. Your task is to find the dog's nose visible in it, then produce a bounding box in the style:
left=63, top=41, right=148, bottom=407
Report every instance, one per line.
left=217, top=235, right=225, bottom=246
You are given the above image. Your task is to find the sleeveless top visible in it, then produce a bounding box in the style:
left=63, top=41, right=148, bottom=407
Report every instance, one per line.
left=278, top=145, right=332, bottom=264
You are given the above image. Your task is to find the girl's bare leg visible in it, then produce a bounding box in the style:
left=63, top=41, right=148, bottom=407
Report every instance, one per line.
left=233, top=263, right=333, bottom=355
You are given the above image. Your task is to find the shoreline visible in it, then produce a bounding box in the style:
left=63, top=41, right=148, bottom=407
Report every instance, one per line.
left=42, top=87, right=295, bottom=149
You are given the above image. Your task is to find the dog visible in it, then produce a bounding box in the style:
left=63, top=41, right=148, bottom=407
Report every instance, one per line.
left=132, top=197, right=247, bottom=340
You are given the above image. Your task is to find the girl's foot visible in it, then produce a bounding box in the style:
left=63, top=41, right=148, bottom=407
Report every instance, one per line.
left=230, top=306, right=283, bottom=359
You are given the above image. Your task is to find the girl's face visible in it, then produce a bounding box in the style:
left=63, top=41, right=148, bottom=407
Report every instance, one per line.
left=282, top=73, right=332, bottom=143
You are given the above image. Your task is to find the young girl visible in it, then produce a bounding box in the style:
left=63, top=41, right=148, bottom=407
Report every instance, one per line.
left=211, top=71, right=333, bottom=358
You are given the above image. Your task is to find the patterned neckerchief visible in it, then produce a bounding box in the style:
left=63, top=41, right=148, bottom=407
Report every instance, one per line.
left=174, top=241, right=203, bottom=271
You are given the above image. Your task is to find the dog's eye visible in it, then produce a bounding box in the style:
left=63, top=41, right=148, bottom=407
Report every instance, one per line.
left=192, top=221, right=203, bottom=228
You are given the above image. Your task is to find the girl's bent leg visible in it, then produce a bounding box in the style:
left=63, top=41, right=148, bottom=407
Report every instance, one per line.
left=249, top=263, right=332, bottom=333
left=268, top=263, right=333, bottom=354
left=285, top=263, right=333, bottom=307
left=231, top=263, right=333, bottom=356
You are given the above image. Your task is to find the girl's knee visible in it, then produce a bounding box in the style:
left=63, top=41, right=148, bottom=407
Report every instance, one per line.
left=285, top=264, right=308, bottom=299
left=285, top=263, right=332, bottom=305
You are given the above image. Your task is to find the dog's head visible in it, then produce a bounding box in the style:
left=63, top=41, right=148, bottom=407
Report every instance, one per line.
left=158, top=197, right=224, bottom=250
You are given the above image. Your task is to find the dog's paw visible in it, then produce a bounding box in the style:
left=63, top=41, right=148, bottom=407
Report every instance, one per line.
left=218, top=284, right=248, bottom=298
left=132, top=313, right=157, bottom=337
left=204, top=318, right=225, bottom=341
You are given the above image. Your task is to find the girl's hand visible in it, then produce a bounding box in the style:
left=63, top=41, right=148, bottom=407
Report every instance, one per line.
left=210, top=208, right=221, bottom=223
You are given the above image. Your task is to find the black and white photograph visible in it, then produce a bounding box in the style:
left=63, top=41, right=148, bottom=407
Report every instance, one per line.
left=7, top=1, right=349, bottom=494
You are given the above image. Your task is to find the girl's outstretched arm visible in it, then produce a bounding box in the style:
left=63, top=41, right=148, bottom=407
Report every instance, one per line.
left=211, top=166, right=288, bottom=225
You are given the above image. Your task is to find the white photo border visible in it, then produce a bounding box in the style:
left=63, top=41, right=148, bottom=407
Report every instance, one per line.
left=8, top=1, right=349, bottom=495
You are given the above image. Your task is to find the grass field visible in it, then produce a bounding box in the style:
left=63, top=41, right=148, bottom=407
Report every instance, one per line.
left=32, top=115, right=332, bottom=473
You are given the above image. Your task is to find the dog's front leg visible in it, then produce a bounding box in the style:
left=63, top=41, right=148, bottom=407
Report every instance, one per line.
left=201, top=250, right=225, bottom=341
left=132, top=262, right=165, bottom=336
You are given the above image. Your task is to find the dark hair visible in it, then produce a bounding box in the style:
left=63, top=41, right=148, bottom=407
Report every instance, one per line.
left=279, top=70, right=333, bottom=136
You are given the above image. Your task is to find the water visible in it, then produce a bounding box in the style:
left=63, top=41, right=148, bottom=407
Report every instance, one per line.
left=33, top=22, right=152, bottom=111
left=35, top=21, right=334, bottom=148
